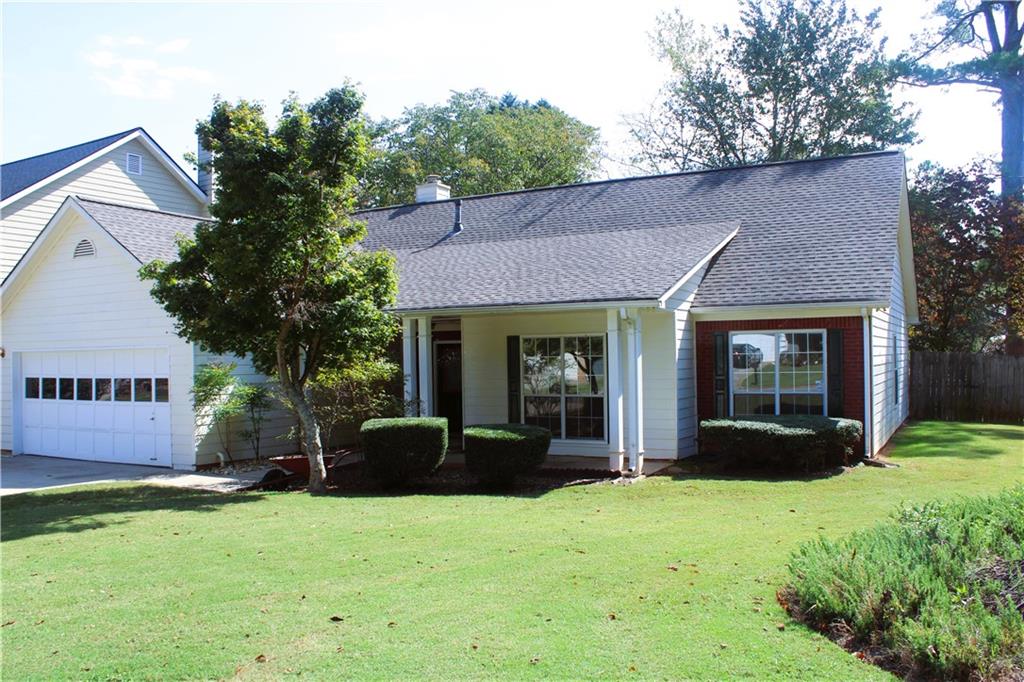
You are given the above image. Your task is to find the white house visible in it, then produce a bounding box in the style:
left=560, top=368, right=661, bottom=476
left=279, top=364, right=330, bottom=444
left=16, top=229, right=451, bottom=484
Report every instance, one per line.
left=1, top=131, right=917, bottom=473
left=1, top=130, right=294, bottom=468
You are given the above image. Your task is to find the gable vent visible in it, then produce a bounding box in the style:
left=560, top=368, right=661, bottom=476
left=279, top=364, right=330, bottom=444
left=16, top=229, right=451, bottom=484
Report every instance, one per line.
left=126, top=152, right=142, bottom=175
left=73, top=239, right=96, bottom=258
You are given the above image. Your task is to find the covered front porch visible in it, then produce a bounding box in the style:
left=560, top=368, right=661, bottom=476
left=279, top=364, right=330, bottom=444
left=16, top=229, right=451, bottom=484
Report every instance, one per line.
left=398, top=304, right=683, bottom=474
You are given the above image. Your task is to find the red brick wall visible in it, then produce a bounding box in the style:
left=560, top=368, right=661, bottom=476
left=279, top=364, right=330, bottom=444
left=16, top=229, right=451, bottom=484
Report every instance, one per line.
left=695, top=317, right=864, bottom=426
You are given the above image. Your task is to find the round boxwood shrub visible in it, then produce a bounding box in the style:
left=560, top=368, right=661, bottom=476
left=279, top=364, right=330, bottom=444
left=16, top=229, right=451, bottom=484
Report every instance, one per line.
left=464, top=423, right=551, bottom=487
left=360, top=417, right=448, bottom=488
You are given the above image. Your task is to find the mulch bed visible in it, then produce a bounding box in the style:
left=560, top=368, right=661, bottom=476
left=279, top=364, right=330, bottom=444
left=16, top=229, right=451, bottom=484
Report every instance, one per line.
left=251, top=458, right=621, bottom=496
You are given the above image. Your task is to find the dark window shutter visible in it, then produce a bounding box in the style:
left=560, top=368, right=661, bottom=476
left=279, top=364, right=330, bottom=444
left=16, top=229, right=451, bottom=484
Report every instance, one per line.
left=507, top=336, right=521, bottom=423
left=713, top=332, right=728, bottom=417
left=827, top=329, right=843, bottom=417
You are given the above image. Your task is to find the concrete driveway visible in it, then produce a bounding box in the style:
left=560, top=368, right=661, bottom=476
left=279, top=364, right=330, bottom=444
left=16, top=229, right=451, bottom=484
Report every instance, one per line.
left=0, top=455, right=164, bottom=496
left=0, top=454, right=276, bottom=496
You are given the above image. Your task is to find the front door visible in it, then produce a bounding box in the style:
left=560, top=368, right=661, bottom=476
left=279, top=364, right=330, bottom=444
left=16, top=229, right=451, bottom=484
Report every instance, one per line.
left=434, top=342, right=463, bottom=446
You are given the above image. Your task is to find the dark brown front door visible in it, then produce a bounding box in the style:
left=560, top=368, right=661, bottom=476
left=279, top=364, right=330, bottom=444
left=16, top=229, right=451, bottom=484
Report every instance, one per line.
left=434, top=342, right=463, bottom=444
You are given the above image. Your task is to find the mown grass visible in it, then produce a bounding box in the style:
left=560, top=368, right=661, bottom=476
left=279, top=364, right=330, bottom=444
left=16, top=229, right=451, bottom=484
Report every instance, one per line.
left=1, top=421, right=1022, bottom=680
left=787, top=485, right=1024, bottom=679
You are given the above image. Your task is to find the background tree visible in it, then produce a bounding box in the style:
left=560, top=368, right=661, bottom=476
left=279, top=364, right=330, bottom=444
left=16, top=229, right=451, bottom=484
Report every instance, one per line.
left=897, top=0, right=1022, bottom=198
left=360, top=89, right=601, bottom=206
left=626, top=0, right=917, bottom=172
left=908, top=162, right=1000, bottom=351
left=143, top=86, right=398, bottom=492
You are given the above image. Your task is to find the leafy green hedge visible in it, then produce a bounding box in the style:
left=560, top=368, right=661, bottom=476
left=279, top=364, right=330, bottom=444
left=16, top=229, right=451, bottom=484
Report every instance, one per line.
left=786, top=486, right=1024, bottom=680
left=699, top=415, right=862, bottom=472
left=464, top=424, right=551, bottom=487
left=360, top=417, right=448, bottom=487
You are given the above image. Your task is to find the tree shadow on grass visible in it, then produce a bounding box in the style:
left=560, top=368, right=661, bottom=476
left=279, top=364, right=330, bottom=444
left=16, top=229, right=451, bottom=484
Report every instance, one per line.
left=0, top=484, right=266, bottom=543
left=885, top=421, right=1024, bottom=460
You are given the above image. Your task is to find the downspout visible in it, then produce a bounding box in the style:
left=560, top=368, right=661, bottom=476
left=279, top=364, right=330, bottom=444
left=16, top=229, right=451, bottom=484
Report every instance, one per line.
left=861, top=307, right=873, bottom=459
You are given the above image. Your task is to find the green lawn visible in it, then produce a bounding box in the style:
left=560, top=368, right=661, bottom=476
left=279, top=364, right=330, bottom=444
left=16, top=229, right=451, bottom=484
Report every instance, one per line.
left=2, top=421, right=1022, bottom=680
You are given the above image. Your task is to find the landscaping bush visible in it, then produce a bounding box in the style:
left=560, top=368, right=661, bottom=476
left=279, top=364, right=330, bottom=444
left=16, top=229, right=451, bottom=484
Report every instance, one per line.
left=464, top=424, right=551, bottom=487
left=359, top=417, right=448, bottom=487
left=785, top=486, right=1024, bottom=680
left=699, top=415, right=862, bottom=472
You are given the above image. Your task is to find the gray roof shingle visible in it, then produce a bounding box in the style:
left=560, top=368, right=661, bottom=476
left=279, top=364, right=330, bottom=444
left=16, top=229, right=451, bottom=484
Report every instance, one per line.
left=358, top=150, right=905, bottom=310
left=66, top=151, right=905, bottom=312
left=2, top=129, right=140, bottom=201
left=75, top=197, right=208, bottom=264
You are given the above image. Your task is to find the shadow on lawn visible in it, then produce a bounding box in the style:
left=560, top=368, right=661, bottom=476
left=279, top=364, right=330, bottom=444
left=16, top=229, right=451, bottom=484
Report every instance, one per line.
left=0, top=485, right=264, bottom=543
left=887, top=421, right=1024, bottom=460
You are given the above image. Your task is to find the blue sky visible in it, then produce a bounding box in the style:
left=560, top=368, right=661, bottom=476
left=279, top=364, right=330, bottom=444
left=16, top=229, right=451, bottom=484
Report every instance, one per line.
left=2, top=1, right=1001, bottom=180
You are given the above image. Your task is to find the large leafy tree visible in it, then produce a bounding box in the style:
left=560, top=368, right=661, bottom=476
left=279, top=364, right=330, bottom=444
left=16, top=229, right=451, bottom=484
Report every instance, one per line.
left=142, top=86, right=398, bottom=492
left=909, top=161, right=1024, bottom=353
left=360, top=89, right=601, bottom=206
left=897, top=0, right=1023, bottom=198
left=626, top=0, right=918, bottom=172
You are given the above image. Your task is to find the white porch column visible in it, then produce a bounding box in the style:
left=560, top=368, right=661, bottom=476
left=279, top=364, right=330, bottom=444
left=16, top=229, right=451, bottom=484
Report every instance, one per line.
left=625, top=309, right=645, bottom=475
left=416, top=315, right=433, bottom=416
left=606, top=308, right=624, bottom=471
left=401, top=317, right=418, bottom=416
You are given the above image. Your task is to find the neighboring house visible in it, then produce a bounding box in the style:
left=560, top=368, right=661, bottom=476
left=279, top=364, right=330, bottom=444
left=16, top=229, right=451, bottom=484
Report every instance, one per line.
left=1, top=142, right=916, bottom=473
left=0, top=131, right=293, bottom=468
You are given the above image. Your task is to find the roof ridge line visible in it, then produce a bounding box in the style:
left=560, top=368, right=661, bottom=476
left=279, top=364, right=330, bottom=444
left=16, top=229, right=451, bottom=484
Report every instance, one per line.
left=74, top=195, right=210, bottom=222
left=355, top=149, right=903, bottom=214
left=1, top=128, right=141, bottom=167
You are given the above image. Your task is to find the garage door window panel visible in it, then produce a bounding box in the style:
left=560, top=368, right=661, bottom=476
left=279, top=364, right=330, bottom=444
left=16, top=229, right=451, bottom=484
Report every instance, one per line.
left=95, top=379, right=112, bottom=401
left=155, top=378, right=169, bottom=403
left=76, top=378, right=93, bottom=401
left=59, top=378, right=74, bottom=400
left=115, top=379, right=132, bottom=401
left=134, top=378, right=153, bottom=402
left=25, top=377, right=40, bottom=399
left=42, top=378, right=57, bottom=399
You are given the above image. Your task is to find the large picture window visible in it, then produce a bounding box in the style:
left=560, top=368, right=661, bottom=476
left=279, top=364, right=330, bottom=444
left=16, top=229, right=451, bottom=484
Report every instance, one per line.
left=522, top=335, right=605, bottom=440
left=730, top=331, right=826, bottom=416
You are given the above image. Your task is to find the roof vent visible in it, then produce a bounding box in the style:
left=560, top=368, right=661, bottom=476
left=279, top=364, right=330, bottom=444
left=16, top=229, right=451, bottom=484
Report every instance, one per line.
left=73, top=239, right=96, bottom=258
left=415, top=174, right=450, bottom=203
left=126, top=152, right=142, bottom=175
left=454, top=199, right=463, bottom=233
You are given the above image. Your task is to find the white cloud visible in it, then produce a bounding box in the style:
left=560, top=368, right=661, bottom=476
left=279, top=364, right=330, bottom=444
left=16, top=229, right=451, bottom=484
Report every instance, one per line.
left=156, top=38, right=190, bottom=54
left=83, top=36, right=212, bottom=100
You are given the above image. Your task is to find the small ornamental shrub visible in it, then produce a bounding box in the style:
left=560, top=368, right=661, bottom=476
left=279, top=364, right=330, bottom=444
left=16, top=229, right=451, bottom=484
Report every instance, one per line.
left=464, top=424, right=551, bottom=487
left=360, top=417, right=448, bottom=487
left=786, top=486, right=1024, bottom=680
left=699, top=415, right=862, bottom=472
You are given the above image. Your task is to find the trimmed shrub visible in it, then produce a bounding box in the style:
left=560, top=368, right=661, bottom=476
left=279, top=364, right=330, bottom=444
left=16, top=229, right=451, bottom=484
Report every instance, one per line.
left=464, top=424, right=551, bottom=487
left=786, top=486, right=1024, bottom=680
left=360, top=417, right=448, bottom=487
left=699, top=415, right=862, bottom=472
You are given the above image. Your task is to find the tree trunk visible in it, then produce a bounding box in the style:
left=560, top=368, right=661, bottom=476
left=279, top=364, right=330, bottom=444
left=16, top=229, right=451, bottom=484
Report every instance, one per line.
left=292, top=392, right=328, bottom=493
left=1002, top=82, right=1024, bottom=199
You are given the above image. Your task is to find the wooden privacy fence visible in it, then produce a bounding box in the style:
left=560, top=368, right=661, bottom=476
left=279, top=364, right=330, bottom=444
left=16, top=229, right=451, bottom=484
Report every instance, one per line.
left=910, top=351, right=1024, bottom=424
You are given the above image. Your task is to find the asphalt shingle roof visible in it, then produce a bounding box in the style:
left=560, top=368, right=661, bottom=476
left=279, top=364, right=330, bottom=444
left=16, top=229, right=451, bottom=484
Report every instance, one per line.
left=1, top=129, right=140, bottom=201
left=67, top=150, right=905, bottom=313
left=75, top=197, right=208, bottom=264
left=357, top=150, right=905, bottom=310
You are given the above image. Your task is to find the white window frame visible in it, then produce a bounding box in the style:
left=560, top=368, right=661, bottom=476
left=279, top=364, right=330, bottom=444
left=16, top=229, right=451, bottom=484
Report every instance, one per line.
left=727, top=329, right=828, bottom=417
left=520, top=334, right=608, bottom=443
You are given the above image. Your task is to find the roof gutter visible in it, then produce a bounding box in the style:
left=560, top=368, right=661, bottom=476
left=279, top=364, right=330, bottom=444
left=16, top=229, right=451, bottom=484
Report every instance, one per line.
left=391, top=298, right=662, bottom=317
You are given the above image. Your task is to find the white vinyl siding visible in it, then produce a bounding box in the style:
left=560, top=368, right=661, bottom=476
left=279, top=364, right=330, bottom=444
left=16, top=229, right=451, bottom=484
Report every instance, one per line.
left=1, top=212, right=196, bottom=468
left=0, top=138, right=207, bottom=279
left=665, top=262, right=706, bottom=457
left=192, top=348, right=298, bottom=467
left=871, top=251, right=910, bottom=452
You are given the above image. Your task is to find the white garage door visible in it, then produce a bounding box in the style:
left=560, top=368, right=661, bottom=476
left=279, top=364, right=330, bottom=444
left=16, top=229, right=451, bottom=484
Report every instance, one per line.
left=19, top=349, right=172, bottom=466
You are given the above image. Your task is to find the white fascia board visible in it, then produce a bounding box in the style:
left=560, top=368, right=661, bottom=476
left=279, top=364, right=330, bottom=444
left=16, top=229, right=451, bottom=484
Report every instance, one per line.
left=658, top=226, right=739, bottom=307
left=690, top=301, right=889, bottom=321
left=393, top=299, right=662, bottom=318
left=1, top=129, right=208, bottom=209
left=1, top=197, right=141, bottom=310
left=897, top=179, right=920, bottom=324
